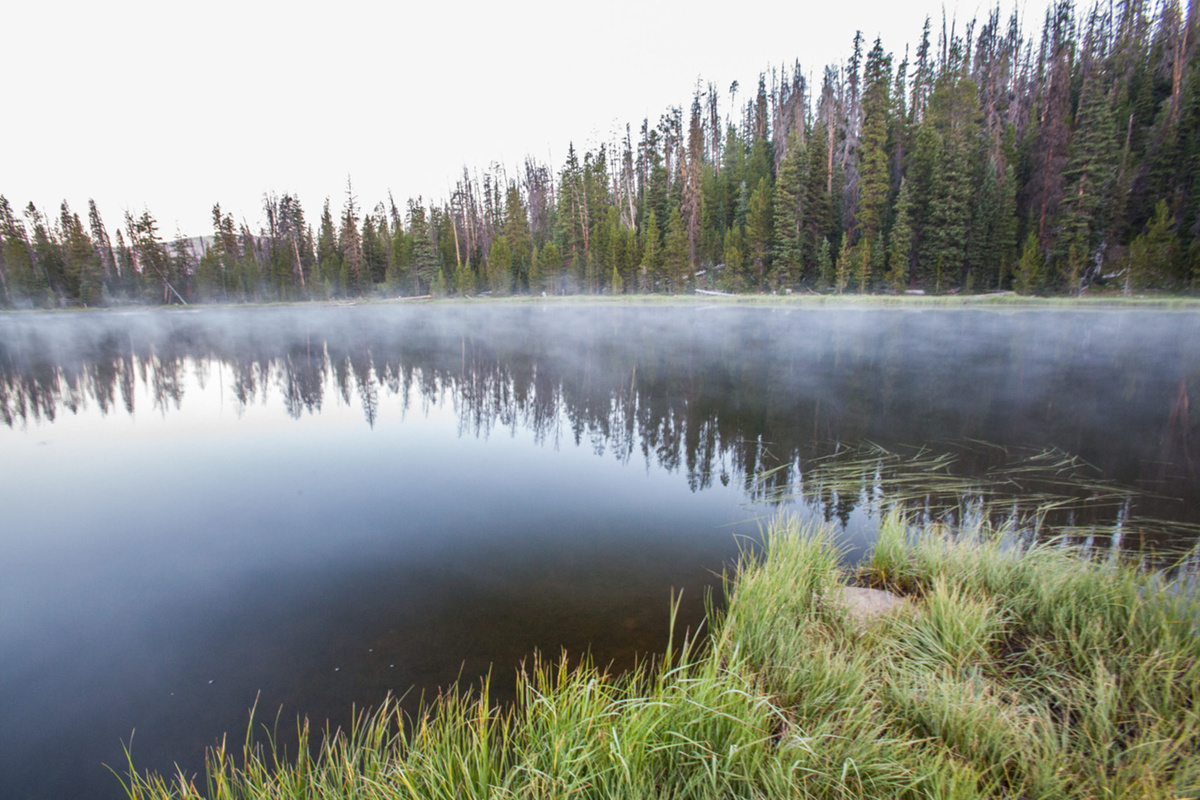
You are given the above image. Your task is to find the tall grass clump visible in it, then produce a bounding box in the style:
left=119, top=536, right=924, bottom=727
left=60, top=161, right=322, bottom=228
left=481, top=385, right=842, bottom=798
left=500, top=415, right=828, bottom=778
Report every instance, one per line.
left=123, top=515, right=1200, bottom=800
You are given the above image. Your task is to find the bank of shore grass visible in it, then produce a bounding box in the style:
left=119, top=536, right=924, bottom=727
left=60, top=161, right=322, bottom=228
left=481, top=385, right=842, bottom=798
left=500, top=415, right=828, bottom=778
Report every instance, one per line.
left=11, top=286, right=1199, bottom=316
left=122, top=515, right=1200, bottom=799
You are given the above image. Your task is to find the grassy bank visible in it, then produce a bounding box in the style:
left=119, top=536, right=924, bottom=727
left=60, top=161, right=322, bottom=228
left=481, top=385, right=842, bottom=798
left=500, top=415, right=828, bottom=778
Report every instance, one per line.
left=8, top=288, right=1200, bottom=317
left=122, top=515, right=1200, bottom=799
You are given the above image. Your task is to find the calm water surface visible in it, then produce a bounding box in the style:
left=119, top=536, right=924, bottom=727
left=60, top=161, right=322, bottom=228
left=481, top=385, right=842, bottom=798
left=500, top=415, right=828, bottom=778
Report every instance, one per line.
left=1, top=303, right=1197, bottom=799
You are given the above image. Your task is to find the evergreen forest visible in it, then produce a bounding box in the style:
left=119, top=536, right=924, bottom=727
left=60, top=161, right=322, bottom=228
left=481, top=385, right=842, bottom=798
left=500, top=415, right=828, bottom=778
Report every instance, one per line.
left=2, top=0, right=1199, bottom=306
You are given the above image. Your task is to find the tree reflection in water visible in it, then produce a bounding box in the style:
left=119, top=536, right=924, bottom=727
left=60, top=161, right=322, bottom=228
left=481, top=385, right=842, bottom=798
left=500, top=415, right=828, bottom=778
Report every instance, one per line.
left=2, top=304, right=1197, bottom=547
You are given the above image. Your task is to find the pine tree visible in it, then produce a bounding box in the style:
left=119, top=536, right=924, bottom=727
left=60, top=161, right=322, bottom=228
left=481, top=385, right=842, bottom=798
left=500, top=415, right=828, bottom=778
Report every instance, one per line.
left=1014, top=231, right=1045, bottom=294
left=386, top=223, right=412, bottom=292
left=640, top=210, right=661, bottom=291
left=855, top=238, right=873, bottom=291
left=804, top=123, right=833, bottom=279
left=835, top=235, right=852, bottom=293
left=540, top=242, right=563, bottom=294
left=1126, top=199, right=1179, bottom=290
left=361, top=213, right=387, bottom=289
left=59, top=203, right=100, bottom=305
left=722, top=227, right=745, bottom=290
left=772, top=132, right=807, bottom=286
left=87, top=199, right=115, bottom=288
left=26, top=203, right=60, bottom=302
left=745, top=177, right=773, bottom=286
left=924, top=70, right=980, bottom=292
left=886, top=178, right=913, bottom=290
left=856, top=38, right=893, bottom=244
left=488, top=237, right=512, bottom=295
left=317, top=199, right=341, bottom=294
left=1059, top=68, right=1120, bottom=277
left=0, top=196, right=33, bottom=305
left=338, top=183, right=364, bottom=296
left=816, top=237, right=834, bottom=287
left=503, top=184, right=532, bottom=290
left=409, top=200, right=438, bottom=295
left=663, top=207, right=689, bottom=292
left=870, top=231, right=886, bottom=291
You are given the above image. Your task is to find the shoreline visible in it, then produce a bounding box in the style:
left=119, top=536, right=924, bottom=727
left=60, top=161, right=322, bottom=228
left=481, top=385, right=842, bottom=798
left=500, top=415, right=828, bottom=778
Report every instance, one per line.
left=122, top=514, right=1200, bottom=799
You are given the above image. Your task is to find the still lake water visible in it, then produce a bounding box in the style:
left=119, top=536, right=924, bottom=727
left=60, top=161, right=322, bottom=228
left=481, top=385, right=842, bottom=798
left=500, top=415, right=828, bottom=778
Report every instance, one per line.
left=2, top=302, right=1198, bottom=799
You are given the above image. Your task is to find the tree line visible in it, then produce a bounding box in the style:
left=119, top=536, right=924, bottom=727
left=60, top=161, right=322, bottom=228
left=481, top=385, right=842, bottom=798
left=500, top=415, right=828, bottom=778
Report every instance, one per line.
left=2, top=0, right=1198, bottom=307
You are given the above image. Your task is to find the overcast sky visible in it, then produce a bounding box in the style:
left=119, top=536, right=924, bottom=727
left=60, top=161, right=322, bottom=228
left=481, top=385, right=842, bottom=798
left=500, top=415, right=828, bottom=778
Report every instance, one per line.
left=3, top=0, right=1049, bottom=238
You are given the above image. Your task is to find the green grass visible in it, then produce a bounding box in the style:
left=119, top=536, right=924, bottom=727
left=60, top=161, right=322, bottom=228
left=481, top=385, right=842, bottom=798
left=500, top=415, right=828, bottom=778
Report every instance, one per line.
left=121, top=515, right=1200, bottom=799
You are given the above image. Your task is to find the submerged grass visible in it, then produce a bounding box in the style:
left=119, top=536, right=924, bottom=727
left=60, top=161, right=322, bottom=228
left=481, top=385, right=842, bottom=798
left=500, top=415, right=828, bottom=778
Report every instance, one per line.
left=122, top=515, right=1200, bottom=799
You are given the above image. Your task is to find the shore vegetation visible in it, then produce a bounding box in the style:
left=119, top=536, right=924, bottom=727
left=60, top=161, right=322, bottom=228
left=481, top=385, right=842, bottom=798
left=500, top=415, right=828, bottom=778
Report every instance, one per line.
left=121, top=513, right=1200, bottom=799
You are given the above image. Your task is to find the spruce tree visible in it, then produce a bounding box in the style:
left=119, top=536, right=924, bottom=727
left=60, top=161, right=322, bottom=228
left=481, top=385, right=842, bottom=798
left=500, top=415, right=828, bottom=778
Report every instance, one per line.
left=1059, top=59, right=1119, bottom=275
left=408, top=200, right=438, bottom=295
left=816, top=237, right=834, bottom=287
left=663, top=207, right=689, bottom=292
left=835, top=235, right=852, bottom=293
left=886, top=178, right=913, bottom=290
left=386, top=223, right=412, bottom=292
left=640, top=210, right=661, bottom=291
left=540, top=242, right=563, bottom=294
left=488, top=237, right=512, bottom=295
left=722, top=227, right=745, bottom=290
left=805, top=124, right=833, bottom=279
left=856, top=38, right=893, bottom=244
left=745, top=177, right=773, bottom=286
left=317, top=199, right=341, bottom=295
left=772, top=132, right=806, bottom=286
left=1014, top=231, right=1045, bottom=294
left=1126, top=199, right=1179, bottom=290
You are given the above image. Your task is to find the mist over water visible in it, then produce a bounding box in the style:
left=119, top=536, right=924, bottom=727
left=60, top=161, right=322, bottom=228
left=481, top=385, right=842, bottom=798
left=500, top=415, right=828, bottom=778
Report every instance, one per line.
left=1, top=303, right=1197, bottom=799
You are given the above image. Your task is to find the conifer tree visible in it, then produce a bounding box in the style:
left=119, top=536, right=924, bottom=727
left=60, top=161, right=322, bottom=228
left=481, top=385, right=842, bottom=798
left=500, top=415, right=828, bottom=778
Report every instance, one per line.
left=1126, top=199, right=1179, bottom=290
left=722, top=227, right=745, bottom=290
left=640, top=210, right=661, bottom=291
left=855, top=238, right=873, bottom=291
left=540, top=242, right=563, bottom=294
left=1059, top=67, right=1119, bottom=275
left=772, top=132, right=807, bottom=286
left=488, top=237, right=512, bottom=295
left=835, top=234, right=852, bottom=293
left=87, top=199, right=115, bottom=287
left=317, top=199, right=341, bottom=295
left=361, top=214, right=387, bottom=289
left=26, top=203, right=59, bottom=302
left=870, top=231, right=886, bottom=290
left=856, top=38, right=893, bottom=244
left=745, top=177, right=773, bottom=286
left=408, top=200, right=438, bottom=295
left=816, top=236, right=834, bottom=287
left=338, top=184, right=364, bottom=296
left=503, top=184, right=532, bottom=291
left=886, top=178, right=913, bottom=290
left=386, top=222, right=412, bottom=292
left=663, top=207, right=689, bottom=292
left=804, top=123, right=833, bottom=277
left=1014, top=231, right=1045, bottom=294
left=59, top=203, right=99, bottom=304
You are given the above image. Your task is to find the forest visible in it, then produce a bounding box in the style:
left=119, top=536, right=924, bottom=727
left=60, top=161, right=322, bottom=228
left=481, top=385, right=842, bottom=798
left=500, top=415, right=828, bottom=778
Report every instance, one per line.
left=1, top=0, right=1198, bottom=306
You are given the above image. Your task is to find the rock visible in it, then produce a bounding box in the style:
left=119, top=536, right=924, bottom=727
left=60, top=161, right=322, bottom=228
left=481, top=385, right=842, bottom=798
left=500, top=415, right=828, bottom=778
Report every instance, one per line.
left=832, top=586, right=910, bottom=623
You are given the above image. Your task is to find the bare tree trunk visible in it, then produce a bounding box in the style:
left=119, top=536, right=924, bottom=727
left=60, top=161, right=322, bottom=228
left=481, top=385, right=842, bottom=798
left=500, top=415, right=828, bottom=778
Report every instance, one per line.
left=292, top=237, right=306, bottom=291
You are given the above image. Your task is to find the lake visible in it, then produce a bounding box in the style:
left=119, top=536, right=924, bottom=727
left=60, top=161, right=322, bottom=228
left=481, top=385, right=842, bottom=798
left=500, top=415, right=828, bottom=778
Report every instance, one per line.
left=1, top=302, right=1197, bottom=799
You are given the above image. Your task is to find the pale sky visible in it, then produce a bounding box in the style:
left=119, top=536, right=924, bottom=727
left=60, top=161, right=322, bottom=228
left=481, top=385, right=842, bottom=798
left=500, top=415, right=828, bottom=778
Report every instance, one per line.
left=3, top=0, right=1040, bottom=238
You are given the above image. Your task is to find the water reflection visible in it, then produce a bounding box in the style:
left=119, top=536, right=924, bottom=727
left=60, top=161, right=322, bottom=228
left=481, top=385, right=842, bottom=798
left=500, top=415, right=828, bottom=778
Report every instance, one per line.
left=2, top=303, right=1199, bottom=800
left=3, top=305, right=1198, bottom=539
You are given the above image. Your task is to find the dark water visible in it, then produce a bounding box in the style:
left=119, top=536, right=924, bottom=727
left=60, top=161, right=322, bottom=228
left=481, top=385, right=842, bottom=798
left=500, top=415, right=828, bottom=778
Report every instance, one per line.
left=1, top=303, right=1197, bottom=799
